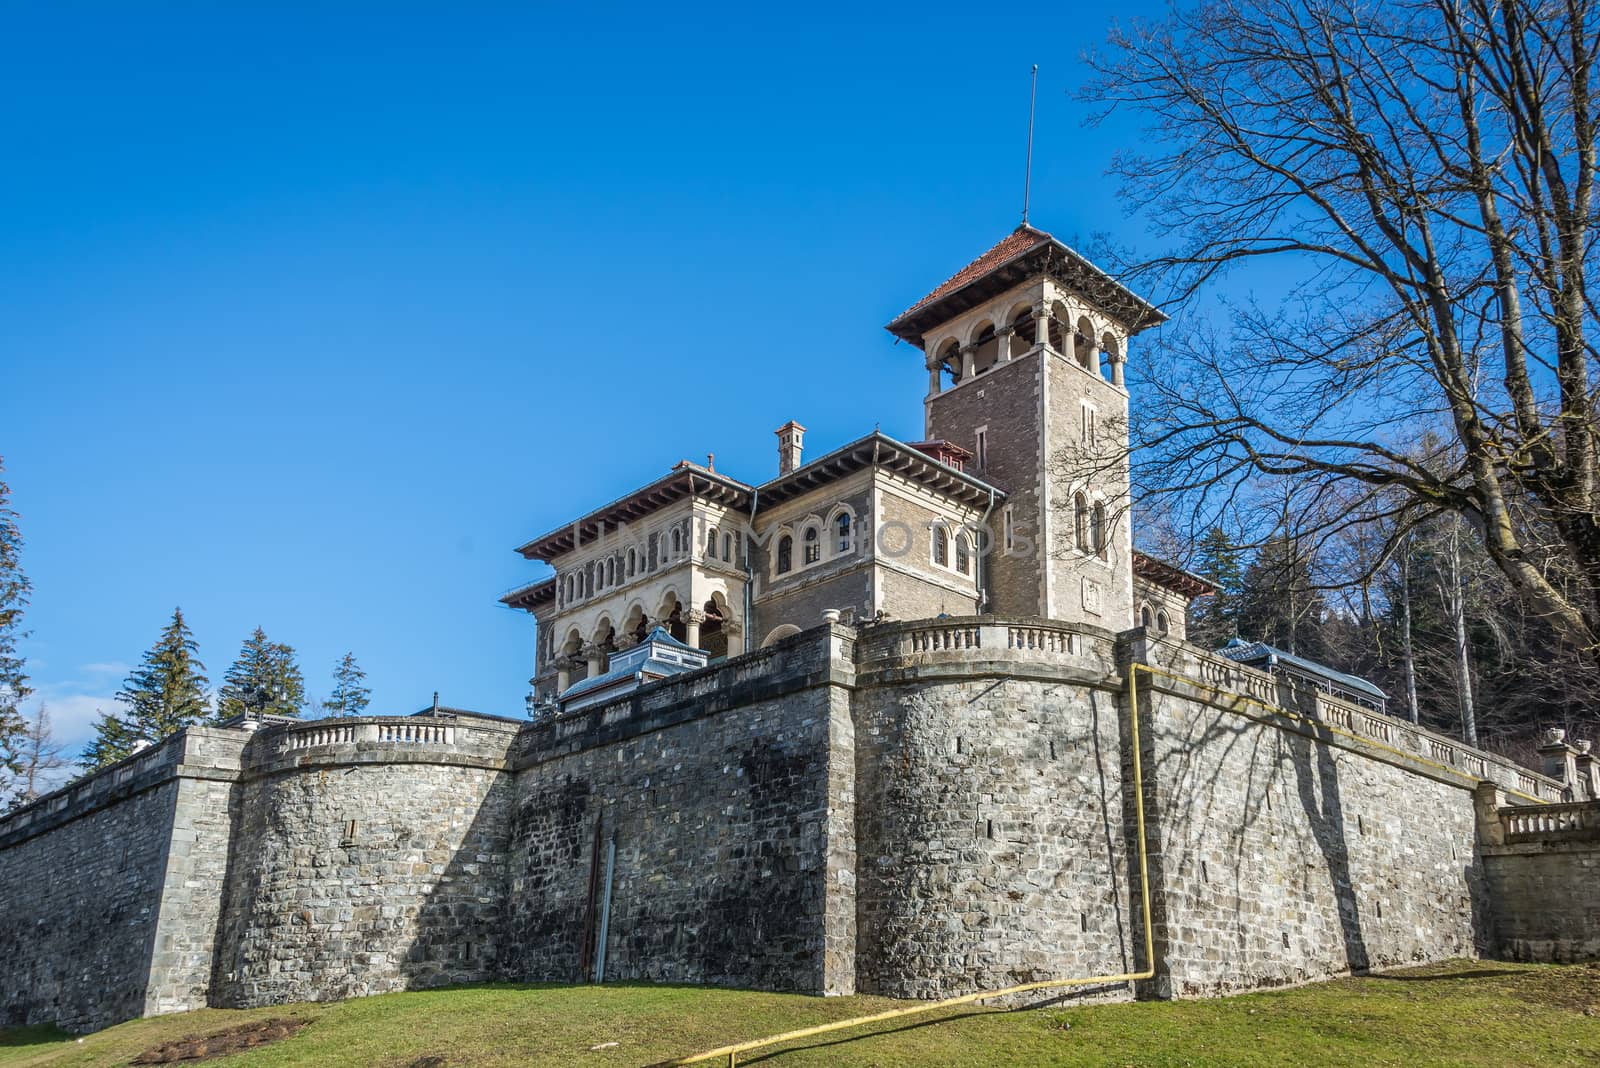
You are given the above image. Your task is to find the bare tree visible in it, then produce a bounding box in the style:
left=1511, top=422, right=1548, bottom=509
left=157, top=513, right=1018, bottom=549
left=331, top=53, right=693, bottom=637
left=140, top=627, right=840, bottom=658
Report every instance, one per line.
left=1084, top=0, right=1600, bottom=662
left=9, top=702, right=67, bottom=806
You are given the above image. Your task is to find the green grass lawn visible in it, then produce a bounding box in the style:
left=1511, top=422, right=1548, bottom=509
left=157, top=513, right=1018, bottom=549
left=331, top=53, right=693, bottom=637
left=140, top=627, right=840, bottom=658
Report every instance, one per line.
left=2, top=960, right=1595, bottom=1068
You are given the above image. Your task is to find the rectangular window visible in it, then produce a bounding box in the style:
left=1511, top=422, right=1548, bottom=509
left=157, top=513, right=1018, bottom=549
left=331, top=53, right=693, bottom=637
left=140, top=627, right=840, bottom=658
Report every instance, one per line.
left=1081, top=402, right=1097, bottom=447
left=1002, top=506, right=1014, bottom=551
left=974, top=426, right=988, bottom=472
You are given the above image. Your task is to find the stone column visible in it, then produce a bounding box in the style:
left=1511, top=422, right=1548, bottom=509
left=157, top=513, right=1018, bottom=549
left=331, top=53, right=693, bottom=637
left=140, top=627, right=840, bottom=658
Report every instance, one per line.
left=583, top=643, right=605, bottom=679
left=1537, top=728, right=1581, bottom=799
left=1111, top=354, right=1126, bottom=387
left=1574, top=740, right=1599, bottom=801
left=1034, top=305, right=1050, bottom=348
left=1472, top=781, right=1508, bottom=847
left=555, top=660, right=572, bottom=693
left=960, top=345, right=975, bottom=381
left=927, top=359, right=942, bottom=398
left=684, top=609, right=706, bottom=649
left=996, top=326, right=1014, bottom=363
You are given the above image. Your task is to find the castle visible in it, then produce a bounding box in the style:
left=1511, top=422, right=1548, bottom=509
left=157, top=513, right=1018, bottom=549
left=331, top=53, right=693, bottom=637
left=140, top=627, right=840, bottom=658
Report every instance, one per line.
left=3, top=225, right=1597, bottom=1036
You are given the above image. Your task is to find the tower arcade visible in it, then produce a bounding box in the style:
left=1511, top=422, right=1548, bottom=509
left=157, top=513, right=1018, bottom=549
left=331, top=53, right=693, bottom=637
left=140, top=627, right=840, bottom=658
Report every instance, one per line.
left=885, top=224, right=1165, bottom=628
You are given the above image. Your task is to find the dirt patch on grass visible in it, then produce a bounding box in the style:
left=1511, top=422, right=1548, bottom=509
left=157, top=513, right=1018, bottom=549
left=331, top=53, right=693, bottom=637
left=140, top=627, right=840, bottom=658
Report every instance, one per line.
left=130, top=1018, right=307, bottom=1064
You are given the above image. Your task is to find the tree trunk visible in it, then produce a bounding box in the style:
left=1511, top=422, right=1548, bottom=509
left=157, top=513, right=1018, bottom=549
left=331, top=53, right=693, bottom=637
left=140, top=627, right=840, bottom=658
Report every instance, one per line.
left=1400, top=547, right=1420, bottom=726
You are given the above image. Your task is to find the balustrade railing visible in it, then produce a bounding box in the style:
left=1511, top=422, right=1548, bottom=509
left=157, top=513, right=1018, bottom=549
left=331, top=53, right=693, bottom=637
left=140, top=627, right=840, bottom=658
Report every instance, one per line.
left=276, top=718, right=457, bottom=751
left=908, top=624, right=982, bottom=652
left=1174, top=643, right=1563, bottom=801
left=287, top=724, right=359, bottom=749
left=1501, top=801, right=1600, bottom=840
left=376, top=721, right=452, bottom=745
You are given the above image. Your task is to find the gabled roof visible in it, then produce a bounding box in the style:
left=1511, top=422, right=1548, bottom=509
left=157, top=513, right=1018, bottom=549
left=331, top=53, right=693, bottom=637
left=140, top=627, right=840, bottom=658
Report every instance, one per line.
left=510, top=431, right=1002, bottom=571
left=1218, top=638, right=1388, bottom=703
left=500, top=576, right=556, bottom=611
left=885, top=224, right=1166, bottom=345
left=1133, top=551, right=1220, bottom=600
left=755, top=431, right=1004, bottom=510
left=515, top=463, right=753, bottom=562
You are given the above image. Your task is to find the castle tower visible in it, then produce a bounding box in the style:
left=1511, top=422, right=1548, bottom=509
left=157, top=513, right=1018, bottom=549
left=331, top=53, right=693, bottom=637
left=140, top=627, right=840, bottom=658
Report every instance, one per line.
left=885, top=224, right=1165, bottom=627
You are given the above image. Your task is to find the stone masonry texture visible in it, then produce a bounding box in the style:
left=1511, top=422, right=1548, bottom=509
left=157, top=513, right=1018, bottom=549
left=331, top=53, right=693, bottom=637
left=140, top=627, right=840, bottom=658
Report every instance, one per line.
left=0, top=620, right=1593, bottom=1034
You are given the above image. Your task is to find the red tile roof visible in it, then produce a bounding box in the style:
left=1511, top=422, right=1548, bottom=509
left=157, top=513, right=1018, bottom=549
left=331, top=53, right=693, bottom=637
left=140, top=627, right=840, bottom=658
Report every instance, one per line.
left=894, top=224, right=1053, bottom=323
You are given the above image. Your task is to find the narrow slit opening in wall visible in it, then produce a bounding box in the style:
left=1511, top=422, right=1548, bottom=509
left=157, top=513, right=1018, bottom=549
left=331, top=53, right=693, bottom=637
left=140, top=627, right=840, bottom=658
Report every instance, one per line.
left=986, top=819, right=994, bottom=840
left=956, top=736, right=963, bottom=755
left=1376, top=900, right=1383, bottom=919
left=1357, top=815, right=1365, bottom=835
left=1201, top=860, right=1209, bottom=883
left=1080, top=913, right=1088, bottom=933
left=345, top=819, right=358, bottom=841
left=1049, top=739, right=1056, bottom=760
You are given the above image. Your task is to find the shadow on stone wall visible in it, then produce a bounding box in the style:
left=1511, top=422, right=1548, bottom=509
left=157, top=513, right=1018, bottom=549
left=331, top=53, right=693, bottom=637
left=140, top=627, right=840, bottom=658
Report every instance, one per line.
left=1285, top=726, right=1370, bottom=974
left=1087, top=687, right=1131, bottom=974
left=1131, top=686, right=1373, bottom=995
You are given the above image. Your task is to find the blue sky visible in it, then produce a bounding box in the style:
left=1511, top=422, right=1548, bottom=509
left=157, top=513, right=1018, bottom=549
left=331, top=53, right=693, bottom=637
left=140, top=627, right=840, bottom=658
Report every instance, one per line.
left=1, top=1, right=1177, bottom=754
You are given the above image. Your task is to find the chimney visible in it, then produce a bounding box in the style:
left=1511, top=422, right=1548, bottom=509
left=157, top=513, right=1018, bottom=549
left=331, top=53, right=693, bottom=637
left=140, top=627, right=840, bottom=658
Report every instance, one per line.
left=776, top=421, right=806, bottom=475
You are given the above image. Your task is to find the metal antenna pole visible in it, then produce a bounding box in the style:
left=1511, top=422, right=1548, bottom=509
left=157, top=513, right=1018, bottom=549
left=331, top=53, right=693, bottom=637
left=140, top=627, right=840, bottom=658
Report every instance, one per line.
left=1023, top=64, right=1038, bottom=224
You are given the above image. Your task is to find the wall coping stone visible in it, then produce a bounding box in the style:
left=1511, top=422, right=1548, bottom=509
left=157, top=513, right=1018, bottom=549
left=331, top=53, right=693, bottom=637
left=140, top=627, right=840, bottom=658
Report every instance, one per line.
left=0, top=727, right=247, bottom=850
left=514, top=623, right=856, bottom=770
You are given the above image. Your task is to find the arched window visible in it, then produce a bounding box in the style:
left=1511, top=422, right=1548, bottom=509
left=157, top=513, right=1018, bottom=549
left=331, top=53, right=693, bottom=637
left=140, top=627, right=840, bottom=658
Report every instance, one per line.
left=723, top=532, right=734, bottom=562
left=835, top=512, right=852, bottom=555
left=933, top=524, right=949, bottom=567
left=1075, top=316, right=1096, bottom=370
left=670, top=527, right=682, bottom=555
left=971, top=322, right=998, bottom=374
left=955, top=533, right=971, bottom=575
left=1092, top=501, right=1107, bottom=558
left=1141, top=604, right=1154, bottom=628
left=936, top=339, right=963, bottom=386
left=1156, top=610, right=1170, bottom=636
left=803, top=525, right=821, bottom=565
left=627, top=547, right=636, bottom=576
left=606, top=558, right=616, bottom=586
left=1074, top=493, right=1090, bottom=552
left=563, top=575, right=572, bottom=604
left=707, top=526, right=719, bottom=559
left=1008, top=306, right=1034, bottom=352
left=776, top=535, right=793, bottom=575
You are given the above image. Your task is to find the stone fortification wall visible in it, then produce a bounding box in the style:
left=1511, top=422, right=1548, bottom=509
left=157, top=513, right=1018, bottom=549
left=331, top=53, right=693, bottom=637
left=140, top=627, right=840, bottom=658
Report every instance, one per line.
left=503, top=626, right=858, bottom=993
left=1476, top=793, right=1600, bottom=962
left=213, top=717, right=518, bottom=1008
left=1127, top=635, right=1565, bottom=998
left=850, top=618, right=1137, bottom=999
left=2, top=616, right=1590, bottom=1037
left=0, top=728, right=244, bottom=1032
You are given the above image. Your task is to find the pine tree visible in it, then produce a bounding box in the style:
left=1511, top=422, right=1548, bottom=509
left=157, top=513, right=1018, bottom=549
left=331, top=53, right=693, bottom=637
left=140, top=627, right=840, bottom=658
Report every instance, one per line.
left=0, top=457, right=31, bottom=789
left=1237, top=534, right=1328, bottom=659
left=216, top=628, right=306, bottom=720
left=81, top=708, right=140, bottom=771
left=323, top=652, right=371, bottom=717
left=1187, top=527, right=1246, bottom=650
left=116, top=608, right=210, bottom=740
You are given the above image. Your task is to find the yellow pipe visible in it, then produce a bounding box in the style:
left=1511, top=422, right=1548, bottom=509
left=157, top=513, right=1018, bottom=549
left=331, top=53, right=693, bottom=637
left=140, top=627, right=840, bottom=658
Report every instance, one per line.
left=668, top=663, right=1159, bottom=1067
